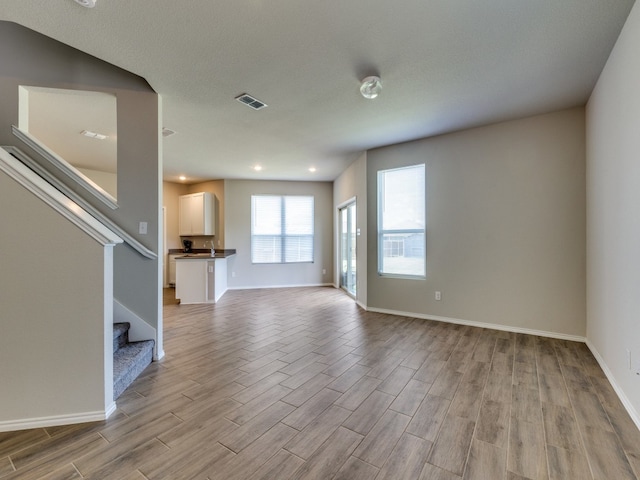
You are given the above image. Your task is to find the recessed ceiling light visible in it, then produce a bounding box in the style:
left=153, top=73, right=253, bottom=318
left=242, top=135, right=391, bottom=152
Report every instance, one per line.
left=73, top=0, right=97, bottom=8
left=309, top=167, right=316, bottom=173
left=179, top=175, right=186, bottom=181
left=81, top=129, right=107, bottom=140
left=253, top=165, right=263, bottom=172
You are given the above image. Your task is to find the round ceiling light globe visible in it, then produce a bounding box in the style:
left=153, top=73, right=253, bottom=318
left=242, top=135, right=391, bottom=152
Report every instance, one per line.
left=360, top=76, right=382, bottom=99
left=74, top=0, right=97, bottom=8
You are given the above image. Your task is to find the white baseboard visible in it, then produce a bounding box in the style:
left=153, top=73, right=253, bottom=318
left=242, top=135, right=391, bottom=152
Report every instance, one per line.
left=0, top=407, right=113, bottom=433
left=228, top=282, right=334, bottom=290
left=364, top=305, right=586, bottom=342
left=585, top=340, right=640, bottom=431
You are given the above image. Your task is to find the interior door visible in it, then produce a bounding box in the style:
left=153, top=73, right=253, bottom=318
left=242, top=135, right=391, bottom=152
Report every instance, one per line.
left=339, top=201, right=357, bottom=296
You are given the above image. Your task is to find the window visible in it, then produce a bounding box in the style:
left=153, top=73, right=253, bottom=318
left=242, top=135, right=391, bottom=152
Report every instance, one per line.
left=378, top=164, right=425, bottom=277
left=251, top=195, right=314, bottom=263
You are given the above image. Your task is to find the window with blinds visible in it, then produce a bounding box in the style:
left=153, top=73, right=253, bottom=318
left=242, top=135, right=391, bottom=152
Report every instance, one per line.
left=251, top=195, right=314, bottom=264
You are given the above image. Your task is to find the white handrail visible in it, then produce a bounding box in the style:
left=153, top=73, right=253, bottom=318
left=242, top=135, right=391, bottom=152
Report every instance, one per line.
left=2, top=145, right=157, bottom=259
left=0, top=146, right=122, bottom=247
left=12, top=125, right=118, bottom=210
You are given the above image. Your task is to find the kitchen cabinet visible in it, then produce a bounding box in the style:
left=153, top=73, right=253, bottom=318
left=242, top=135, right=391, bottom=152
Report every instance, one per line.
left=179, top=192, right=215, bottom=236
left=175, top=256, right=229, bottom=304
left=168, top=253, right=180, bottom=286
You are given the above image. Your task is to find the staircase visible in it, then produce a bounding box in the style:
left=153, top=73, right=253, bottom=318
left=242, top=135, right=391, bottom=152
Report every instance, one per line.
left=113, top=322, right=155, bottom=400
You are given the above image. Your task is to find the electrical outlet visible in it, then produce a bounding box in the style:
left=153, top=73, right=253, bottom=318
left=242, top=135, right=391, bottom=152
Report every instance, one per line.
left=435, top=291, right=441, bottom=301
left=322, top=269, right=326, bottom=275
left=232, top=271, right=236, bottom=278
left=138, top=221, right=147, bottom=234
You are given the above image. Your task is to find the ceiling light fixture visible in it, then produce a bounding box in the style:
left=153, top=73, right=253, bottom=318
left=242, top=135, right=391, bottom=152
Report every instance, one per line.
left=179, top=175, right=186, bottom=181
left=81, top=129, right=107, bottom=140
left=360, top=76, right=382, bottom=99
left=253, top=165, right=263, bottom=172
left=309, top=167, right=316, bottom=173
left=73, top=0, right=97, bottom=8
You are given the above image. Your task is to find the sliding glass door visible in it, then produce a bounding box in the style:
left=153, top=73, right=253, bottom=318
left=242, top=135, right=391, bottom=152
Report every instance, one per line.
left=339, top=201, right=357, bottom=296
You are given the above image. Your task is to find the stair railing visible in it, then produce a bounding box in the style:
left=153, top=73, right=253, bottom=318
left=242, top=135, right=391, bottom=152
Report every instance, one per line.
left=2, top=143, right=157, bottom=260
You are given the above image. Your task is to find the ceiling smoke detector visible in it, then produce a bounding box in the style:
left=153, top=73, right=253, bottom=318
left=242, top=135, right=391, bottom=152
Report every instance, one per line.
left=73, top=0, right=97, bottom=7
left=162, top=127, right=177, bottom=138
left=360, top=76, right=382, bottom=99
left=235, top=93, right=268, bottom=110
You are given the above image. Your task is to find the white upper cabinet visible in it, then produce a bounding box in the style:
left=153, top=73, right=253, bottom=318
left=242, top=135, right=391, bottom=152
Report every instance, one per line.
left=179, top=192, right=215, bottom=236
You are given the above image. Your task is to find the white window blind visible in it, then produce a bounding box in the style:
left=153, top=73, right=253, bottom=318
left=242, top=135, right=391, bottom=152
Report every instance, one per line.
left=378, top=164, right=426, bottom=277
left=251, top=195, right=314, bottom=263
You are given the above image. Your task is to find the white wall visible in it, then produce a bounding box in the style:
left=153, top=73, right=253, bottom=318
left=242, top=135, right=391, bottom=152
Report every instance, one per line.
left=366, top=108, right=586, bottom=338
left=225, top=179, right=333, bottom=289
left=333, top=152, right=368, bottom=306
left=586, top=1, right=640, bottom=422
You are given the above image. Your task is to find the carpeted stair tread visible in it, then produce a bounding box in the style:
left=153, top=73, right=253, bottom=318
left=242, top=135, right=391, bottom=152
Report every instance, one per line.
left=113, top=339, right=154, bottom=400
left=113, top=322, right=130, bottom=352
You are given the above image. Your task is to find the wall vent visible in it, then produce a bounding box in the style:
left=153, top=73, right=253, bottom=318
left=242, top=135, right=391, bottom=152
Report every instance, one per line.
left=235, top=93, right=268, bottom=110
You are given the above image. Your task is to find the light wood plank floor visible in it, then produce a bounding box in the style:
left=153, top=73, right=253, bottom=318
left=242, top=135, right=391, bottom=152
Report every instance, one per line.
left=2, top=286, right=640, bottom=479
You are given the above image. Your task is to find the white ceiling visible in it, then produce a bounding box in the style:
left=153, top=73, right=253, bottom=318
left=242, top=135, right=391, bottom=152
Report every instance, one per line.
left=0, top=0, right=635, bottom=182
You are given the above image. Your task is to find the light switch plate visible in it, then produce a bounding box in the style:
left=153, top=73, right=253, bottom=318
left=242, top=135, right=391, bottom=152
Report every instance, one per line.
left=138, top=221, right=148, bottom=234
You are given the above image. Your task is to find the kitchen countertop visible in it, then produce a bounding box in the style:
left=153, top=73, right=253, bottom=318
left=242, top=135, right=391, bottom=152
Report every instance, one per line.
left=170, top=248, right=236, bottom=259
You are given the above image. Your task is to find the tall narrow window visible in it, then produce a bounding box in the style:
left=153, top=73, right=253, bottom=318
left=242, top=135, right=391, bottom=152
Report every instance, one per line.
left=251, top=195, right=314, bottom=264
left=377, top=164, right=426, bottom=277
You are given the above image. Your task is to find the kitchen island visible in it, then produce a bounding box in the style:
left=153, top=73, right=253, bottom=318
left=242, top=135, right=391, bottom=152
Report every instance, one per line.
left=174, top=250, right=235, bottom=305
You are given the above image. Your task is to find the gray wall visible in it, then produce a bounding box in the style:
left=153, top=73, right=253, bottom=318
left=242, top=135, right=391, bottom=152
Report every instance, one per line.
left=333, top=152, right=368, bottom=306
left=225, top=179, right=333, bottom=288
left=586, top=1, right=640, bottom=422
left=366, top=108, right=586, bottom=337
left=0, top=21, right=161, bottom=330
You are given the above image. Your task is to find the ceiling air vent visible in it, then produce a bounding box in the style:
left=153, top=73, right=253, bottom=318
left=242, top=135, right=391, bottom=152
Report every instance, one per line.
left=235, top=93, right=268, bottom=110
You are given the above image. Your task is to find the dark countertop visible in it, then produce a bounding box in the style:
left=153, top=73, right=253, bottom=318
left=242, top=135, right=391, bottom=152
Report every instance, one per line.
left=169, top=248, right=236, bottom=259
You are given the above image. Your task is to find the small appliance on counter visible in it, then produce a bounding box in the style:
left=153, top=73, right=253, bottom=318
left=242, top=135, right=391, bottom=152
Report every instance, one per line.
left=182, top=239, right=193, bottom=253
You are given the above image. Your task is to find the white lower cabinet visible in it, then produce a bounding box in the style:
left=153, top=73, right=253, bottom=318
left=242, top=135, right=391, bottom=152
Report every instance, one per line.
left=168, top=254, right=180, bottom=286
left=175, top=257, right=228, bottom=304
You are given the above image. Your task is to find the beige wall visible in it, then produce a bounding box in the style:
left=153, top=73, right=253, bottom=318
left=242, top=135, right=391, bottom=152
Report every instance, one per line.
left=225, top=179, right=333, bottom=289
left=163, top=179, right=225, bottom=250
left=0, top=21, right=161, bottom=427
left=366, top=108, right=586, bottom=337
left=586, top=1, right=640, bottom=421
left=163, top=181, right=188, bottom=252
left=0, top=170, right=110, bottom=424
